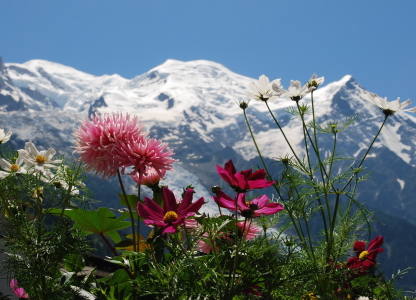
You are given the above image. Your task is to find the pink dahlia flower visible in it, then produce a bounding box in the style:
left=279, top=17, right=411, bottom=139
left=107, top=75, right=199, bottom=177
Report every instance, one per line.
left=10, top=279, right=29, bottom=299
left=131, top=168, right=166, bottom=187
left=117, top=136, right=176, bottom=182
left=73, top=112, right=146, bottom=178
left=347, top=236, right=384, bottom=271
left=213, top=190, right=283, bottom=218
left=137, top=186, right=204, bottom=235
left=73, top=112, right=176, bottom=180
left=216, top=160, right=274, bottom=193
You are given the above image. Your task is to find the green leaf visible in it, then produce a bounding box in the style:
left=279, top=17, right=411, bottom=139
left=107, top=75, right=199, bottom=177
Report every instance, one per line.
left=63, top=253, right=85, bottom=273
left=119, top=193, right=139, bottom=211
left=50, top=207, right=131, bottom=243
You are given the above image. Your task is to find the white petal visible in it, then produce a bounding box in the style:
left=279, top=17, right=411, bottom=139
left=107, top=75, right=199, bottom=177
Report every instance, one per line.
left=0, top=171, right=9, bottom=179
left=401, top=99, right=412, bottom=110
left=258, top=75, right=270, bottom=92
left=0, top=158, right=11, bottom=170
left=44, top=148, right=57, bottom=160
left=25, top=142, right=39, bottom=158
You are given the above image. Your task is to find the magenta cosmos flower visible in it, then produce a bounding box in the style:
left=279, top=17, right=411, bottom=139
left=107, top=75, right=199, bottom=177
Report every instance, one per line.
left=213, top=190, right=283, bottom=218
left=347, top=236, right=384, bottom=271
left=137, top=186, right=204, bottom=235
left=216, top=160, right=274, bottom=193
left=10, top=279, right=29, bottom=299
left=73, top=112, right=176, bottom=180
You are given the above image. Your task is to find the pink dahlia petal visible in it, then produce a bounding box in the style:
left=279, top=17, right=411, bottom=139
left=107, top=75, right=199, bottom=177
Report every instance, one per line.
left=73, top=112, right=147, bottom=179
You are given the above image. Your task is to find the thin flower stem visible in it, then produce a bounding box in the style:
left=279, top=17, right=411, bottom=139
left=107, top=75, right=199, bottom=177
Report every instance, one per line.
left=340, top=115, right=389, bottom=194
left=243, top=109, right=303, bottom=240
left=137, top=181, right=141, bottom=249
left=117, top=169, right=137, bottom=253
left=99, top=233, right=136, bottom=280
left=265, top=102, right=302, bottom=166
left=295, top=102, right=331, bottom=245
left=99, top=233, right=119, bottom=257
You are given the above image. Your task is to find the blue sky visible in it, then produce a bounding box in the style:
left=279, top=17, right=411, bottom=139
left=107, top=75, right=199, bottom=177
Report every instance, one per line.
left=1, top=1, right=415, bottom=105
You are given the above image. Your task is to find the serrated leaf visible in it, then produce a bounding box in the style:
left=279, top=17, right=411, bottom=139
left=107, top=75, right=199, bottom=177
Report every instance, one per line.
left=50, top=207, right=131, bottom=243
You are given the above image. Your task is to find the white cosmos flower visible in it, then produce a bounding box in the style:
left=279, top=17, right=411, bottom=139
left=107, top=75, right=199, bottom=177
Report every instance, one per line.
left=0, top=157, right=27, bottom=179
left=0, top=129, right=12, bottom=145
left=361, top=90, right=416, bottom=116
left=307, top=73, right=324, bottom=91
left=245, top=75, right=282, bottom=102
left=17, top=142, right=62, bottom=177
left=272, top=73, right=324, bottom=101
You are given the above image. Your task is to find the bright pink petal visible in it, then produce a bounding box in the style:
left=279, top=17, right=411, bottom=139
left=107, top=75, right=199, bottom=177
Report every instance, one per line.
left=234, top=172, right=250, bottom=190
left=255, top=203, right=284, bottom=216
left=216, top=165, right=236, bottom=186
left=247, top=169, right=266, bottom=180
left=179, top=197, right=205, bottom=216
left=162, top=186, right=178, bottom=212
left=248, top=179, right=275, bottom=190
left=223, top=160, right=237, bottom=175
left=251, top=195, right=270, bottom=207
left=179, top=188, right=195, bottom=209
left=137, top=198, right=164, bottom=221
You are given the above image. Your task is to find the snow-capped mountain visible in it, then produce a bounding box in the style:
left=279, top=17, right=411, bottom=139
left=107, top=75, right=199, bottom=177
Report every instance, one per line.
left=1, top=57, right=416, bottom=221
left=2, top=57, right=416, bottom=288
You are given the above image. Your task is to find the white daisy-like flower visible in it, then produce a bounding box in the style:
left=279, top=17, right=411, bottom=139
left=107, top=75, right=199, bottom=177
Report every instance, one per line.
left=272, top=73, right=324, bottom=101
left=307, top=73, right=324, bottom=91
left=0, top=157, right=27, bottom=179
left=245, top=75, right=282, bottom=102
left=361, top=90, right=416, bottom=116
left=0, top=129, right=12, bottom=145
left=17, top=142, right=62, bottom=177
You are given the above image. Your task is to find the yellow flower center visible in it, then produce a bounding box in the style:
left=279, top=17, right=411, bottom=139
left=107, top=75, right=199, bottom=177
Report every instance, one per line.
left=9, top=164, right=20, bottom=172
left=35, top=155, right=46, bottom=163
left=163, top=211, right=178, bottom=223
left=359, top=250, right=369, bottom=260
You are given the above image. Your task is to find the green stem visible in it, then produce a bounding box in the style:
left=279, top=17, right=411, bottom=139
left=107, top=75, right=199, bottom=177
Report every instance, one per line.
left=243, top=108, right=304, bottom=242
left=340, top=115, right=389, bottom=193
left=117, top=169, right=137, bottom=252
left=265, top=102, right=302, bottom=166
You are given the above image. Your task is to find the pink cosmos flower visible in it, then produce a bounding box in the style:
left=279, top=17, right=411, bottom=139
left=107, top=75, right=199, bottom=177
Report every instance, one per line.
left=237, top=221, right=261, bottom=239
left=216, top=160, right=274, bottom=193
left=213, top=190, right=283, bottom=218
left=137, top=186, right=204, bottom=235
left=10, top=279, right=29, bottom=299
left=347, top=236, right=384, bottom=271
